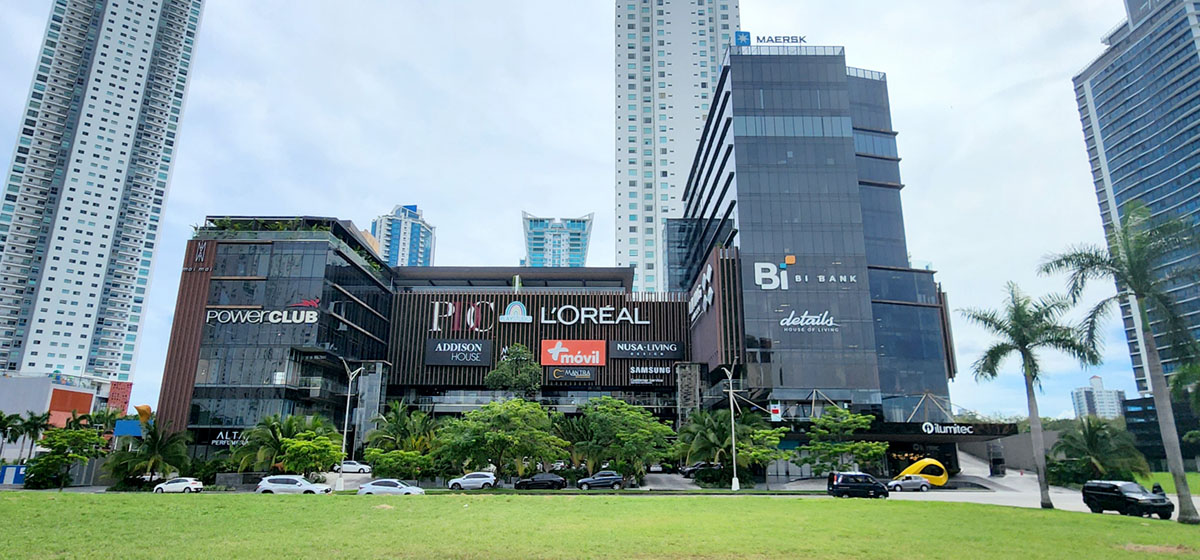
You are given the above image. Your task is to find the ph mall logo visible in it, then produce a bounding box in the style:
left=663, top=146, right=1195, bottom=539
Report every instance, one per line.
left=754, top=255, right=857, bottom=290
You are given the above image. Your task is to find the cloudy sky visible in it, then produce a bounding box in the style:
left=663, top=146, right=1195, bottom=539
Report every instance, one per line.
left=0, top=0, right=1134, bottom=419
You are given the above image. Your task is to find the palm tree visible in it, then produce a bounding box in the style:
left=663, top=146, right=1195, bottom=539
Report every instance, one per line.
left=1052, top=416, right=1149, bottom=480
left=0, top=412, right=20, bottom=461
left=64, top=410, right=90, bottom=430
left=552, top=415, right=595, bottom=469
left=107, top=419, right=191, bottom=482
left=87, top=408, right=123, bottom=449
left=17, top=411, right=52, bottom=463
left=1041, top=204, right=1200, bottom=524
left=366, top=401, right=436, bottom=453
left=961, top=282, right=1099, bottom=509
left=233, top=414, right=339, bottom=472
left=677, top=409, right=764, bottom=467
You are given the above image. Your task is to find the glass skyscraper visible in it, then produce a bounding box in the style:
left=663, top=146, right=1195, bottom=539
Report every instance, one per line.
left=1074, top=0, right=1200, bottom=393
left=521, top=212, right=593, bottom=268
left=668, top=45, right=957, bottom=424
left=614, top=0, right=740, bottom=292
left=0, top=0, right=205, bottom=385
left=370, top=205, right=435, bottom=267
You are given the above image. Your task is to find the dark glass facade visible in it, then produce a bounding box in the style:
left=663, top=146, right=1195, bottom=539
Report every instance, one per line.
left=1123, top=396, right=1200, bottom=471
left=1074, top=0, right=1200, bottom=393
left=669, top=46, right=956, bottom=423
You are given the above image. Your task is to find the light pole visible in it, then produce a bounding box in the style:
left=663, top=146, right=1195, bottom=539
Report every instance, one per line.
left=336, top=362, right=363, bottom=492
left=722, top=364, right=739, bottom=492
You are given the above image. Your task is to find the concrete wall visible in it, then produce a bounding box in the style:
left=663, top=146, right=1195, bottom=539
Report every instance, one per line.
left=960, top=430, right=1061, bottom=473
left=0, top=377, right=53, bottom=462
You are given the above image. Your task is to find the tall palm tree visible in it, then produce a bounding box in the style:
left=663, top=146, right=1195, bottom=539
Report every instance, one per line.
left=233, top=414, right=339, bottom=472
left=1041, top=204, right=1200, bottom=524
left=108, top=419, right=191, bottom=482
left=1052, top=416, right=1149, bottom=480
left=0, top=412, right=20, bottom=461
left=366, top=401, right=436, bottom=453
left=961, top=282, right=1099, bottom=509
left=64, top=410, right=90, bottom=430
left=18, top=411, right=52, bottom=463
left=87, top=408, right=123, bottom=449
left=677, top=409, right=764, bottom=467
left=552, top=415, right=595, bottom=469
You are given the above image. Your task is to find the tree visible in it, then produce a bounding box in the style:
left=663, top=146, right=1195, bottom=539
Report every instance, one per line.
left=64, top=410, right=90, bottom=430
left=0, top=412, right=20, bottom=461
left=232, top=414, right=339, bottom=472
left=366, top=400, right=437, bottom=453
left=88, top=408, right=124, bottom=448
left=793, top=406, right=888, bottom=475
left=483, top=343, right=541, bottom=397
left=1051, top=416, right=1149, bottom=481
left=551, top=414, right=596, bottom=469
left=106, top=418, right=191, bottom=483
left=678, top=409, right=787, bottom=469
left=279, top=431, right=343, bottom=478
left=363, top=448, right=434, bottom=480
left=1041, top=204, right=1200, bottom=523
left=434, top=399, right=566, bottom=478
left=23, top=428, right=108, bottom=490
left=17, top=411, right=51, bottom=463
left=581, top=396, right=675, bottom=483
left=961, top=282, right=1099, bottom=510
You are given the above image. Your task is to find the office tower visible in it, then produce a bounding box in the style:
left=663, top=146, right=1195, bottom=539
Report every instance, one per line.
left=370, top=205, right=435, bottom=267
left=521, top=212, right=593, bottom=268
left=1074, top=0, right=1200, bottom=393
left=0, top=0, right=205, bottom=389
left=615, top=0, right=740, bottom=292
left=669, top=44, right=957, bottom=428
left=1072, top=376, right=1126, bottom=419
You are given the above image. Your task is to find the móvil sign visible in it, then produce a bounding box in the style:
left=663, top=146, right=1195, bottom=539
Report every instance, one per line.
left=540, top=340, right=606, bottom=366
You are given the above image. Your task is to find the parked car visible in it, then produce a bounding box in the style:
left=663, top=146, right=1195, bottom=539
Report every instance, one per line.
left=1082, top=480, right=1174, bottom=519
left=356, top=479, right=425, bottom=495
left=577, top=470, right=624, bottom=490
left=887, top=474, right=930, bottom=493
left=448, top=472, right=496, bottom=490
left=827, top=472, right=889, bottom=499
left=515, top=473, right=566, bottom=490
left=680, top=462, right=719, bottom=478
left=153, top=477, right=204, bottom=493
left=332, top=460, right=372, bottom=474
left=256, top=475, right=332, bottom=494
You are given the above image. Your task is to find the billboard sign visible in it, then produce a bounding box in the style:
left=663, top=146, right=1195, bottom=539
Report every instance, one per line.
left=547, top=366, right=596, bottom=381
left=609, top=341, right=685, bottom=360
left=424, top=339, right=494, bottom=367
left=540, top=340, right=606, bottom=366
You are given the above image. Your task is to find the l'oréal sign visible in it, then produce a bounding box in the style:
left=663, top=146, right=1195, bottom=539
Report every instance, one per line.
left=205, top=309, right=319, bottom=325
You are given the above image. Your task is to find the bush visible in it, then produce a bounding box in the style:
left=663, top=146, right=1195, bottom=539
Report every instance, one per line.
left=181, top=456, right=229, bottom=485
left=556, top=467, right=588, bottom=485
left=693, top=466, right=734, bottom=488
left=363, top=448, right=433, bottom=480
left=23, top=455, right=71, bottom=490
left=1046, top=458, right=1138, bottom=487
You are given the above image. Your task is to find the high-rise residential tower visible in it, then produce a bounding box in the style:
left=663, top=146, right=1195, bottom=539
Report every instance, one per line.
left=1074, top=0, right=1200, bottom=393
left=521, top=212, right=593, bottom=268
left=371, top=205, right=435, bottom=267
left=0, top=0, right=205, bottom=389
left=1071, top=376, right=1126, bottom=420
left=614, top=0, right=740, bottom=292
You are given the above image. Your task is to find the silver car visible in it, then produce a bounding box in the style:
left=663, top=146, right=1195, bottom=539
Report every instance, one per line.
left=333, top=460, right=372, bottom=474
left=887, top=474, right=931, bottom=492
left=153, top=477, right=204, bottom=493
left=357, top=479, right=426, bottom=495
left=256, top=475, right=332, bottom=494
left=447, top=472, right=496, bottom=490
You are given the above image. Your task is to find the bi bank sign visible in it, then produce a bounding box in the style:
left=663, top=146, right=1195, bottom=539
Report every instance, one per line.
left=736, top=31, right=806, bottom=46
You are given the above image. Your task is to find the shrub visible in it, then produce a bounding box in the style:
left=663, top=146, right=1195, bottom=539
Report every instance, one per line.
left=363, top=448, right=433, bottom=480
left=694, top=466, right=734, bottom=488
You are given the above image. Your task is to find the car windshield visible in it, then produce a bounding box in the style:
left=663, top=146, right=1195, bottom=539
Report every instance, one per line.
left=1117, top=482, right=1150, bottom=494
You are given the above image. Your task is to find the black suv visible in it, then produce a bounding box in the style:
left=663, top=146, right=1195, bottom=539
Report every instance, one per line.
left=514, top=473, right=566, bottom=490
left=1082, top=480, right=1173, bottom=519
left=577, top=470, right=624, bottom=490
left=827, top=472, right=889, bottom=499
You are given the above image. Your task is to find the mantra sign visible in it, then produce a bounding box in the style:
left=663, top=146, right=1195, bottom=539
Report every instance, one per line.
left=430, top=300, right=651, bottom=332
left=205, top=309, right=319, bottom=325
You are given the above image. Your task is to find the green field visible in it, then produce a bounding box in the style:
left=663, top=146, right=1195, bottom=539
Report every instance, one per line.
left=1137, top=472, right=1200, bottom=495
left=1, top=493, right=1197, bottom=559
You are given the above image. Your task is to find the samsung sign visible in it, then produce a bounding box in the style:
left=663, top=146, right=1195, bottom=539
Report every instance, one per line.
left=610, top=341, right=685, bottom=360
left=205, top=309, right=319, bottom=325
left=425, top=339, right=493, bottom=367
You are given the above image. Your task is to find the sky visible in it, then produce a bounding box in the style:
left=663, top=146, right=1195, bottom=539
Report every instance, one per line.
left=0, top=0, right=1134, bottom=419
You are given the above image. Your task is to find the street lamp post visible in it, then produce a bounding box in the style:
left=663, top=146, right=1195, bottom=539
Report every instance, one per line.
left=336, top=364, right=363, bottom=492
left=723, top=365, right=739, bottom=492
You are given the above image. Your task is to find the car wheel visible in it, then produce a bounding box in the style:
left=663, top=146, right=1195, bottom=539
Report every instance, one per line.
left=892, top=486, right=901, bottom=492
left=303, top=490, right=315, bottom=494
left=363, top=492, right=373, bottom=495
left=1087, top=502, right=1103, bottom=514
left=920, top=485, right=929, bottom=492
left=515, top=483, right=525, bottom=490
left=1158, top=512, right=1172, bottom=520
left=183, top=488, right=193, bottom=493
left=154, top=488, right=164, bottom=493
left=581, top=483, right=591, bottom=490
left=451, top=483, right=462, bottom=490
left=261, top=490, right=273, bottom=494
left=482, top=483, right=492, bottom=489
left=612, top=482, right=622, bottom=490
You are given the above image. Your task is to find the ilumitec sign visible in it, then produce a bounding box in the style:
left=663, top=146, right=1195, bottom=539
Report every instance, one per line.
left=424, top=339, right=494, bottom=367
left=609, top=341, right=685, bottom=360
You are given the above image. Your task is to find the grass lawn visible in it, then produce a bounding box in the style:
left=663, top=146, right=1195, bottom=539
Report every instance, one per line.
left=1137, top=472, right=1200, bottom=495
left=1, top=493, right=1198, bottom=559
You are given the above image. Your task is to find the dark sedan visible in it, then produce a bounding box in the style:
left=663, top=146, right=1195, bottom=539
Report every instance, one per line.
left=680, top=461, right=720, bottom=478
left=514, top=473, right=566, bottom=490
left=577, top=470, right=623, bottom=490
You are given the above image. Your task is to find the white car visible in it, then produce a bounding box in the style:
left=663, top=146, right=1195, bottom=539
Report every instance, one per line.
left=153, top=477, right=204, bottom=493
left=357, top=479, right=426, bottom=495
left=333, top=460, right=372, bottom=474
left=887, top=475, right=931, bottom=492
left=256, top=475, right=332, bottom=494
left=448, top=472, right=496, bottom=490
